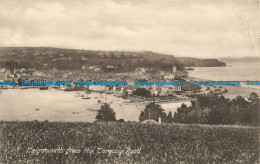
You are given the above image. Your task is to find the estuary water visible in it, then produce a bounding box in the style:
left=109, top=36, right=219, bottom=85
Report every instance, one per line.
left=0, top=89, right=190, bottom=122
left=187, top=61, right=260, bottom=99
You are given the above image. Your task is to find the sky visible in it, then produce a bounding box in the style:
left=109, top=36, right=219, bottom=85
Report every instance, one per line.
left=0, top=0, right=259, bottom=58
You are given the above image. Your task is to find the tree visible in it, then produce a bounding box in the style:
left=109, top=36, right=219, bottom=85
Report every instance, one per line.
left=95, top=103, right=116, bottom=122
left=247, top=101, right=260, bottom=125
left=247, top=92, right=260, bottom=125
left=117, top=119, right=125, bottom=122
left=139, top=102, right=166, bottom=122
left=4, top=61, right=20, bottom=71
left=165, top=111, right=174, bottom=123
left=174, top=103, right=188, bottom=123
left=133, top=88, right=151, bottom=97
left=248, top=92, right=259, bottom=102
left=230, top=96, right=249, bottom=124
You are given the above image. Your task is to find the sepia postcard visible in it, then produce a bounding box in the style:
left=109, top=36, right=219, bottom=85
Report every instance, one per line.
left=0, top=0, right=259, bottom=163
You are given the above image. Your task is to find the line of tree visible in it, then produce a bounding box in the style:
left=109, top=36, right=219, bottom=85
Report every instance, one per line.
left=95, top=102, right=173, bottom=123
left=174, top=92, right=259, bottom=126
left=95, top=92, right=259, bottom=126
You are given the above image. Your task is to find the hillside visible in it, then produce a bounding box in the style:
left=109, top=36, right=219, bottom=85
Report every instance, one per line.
left=0, top=47, right=183, bottom=72
left=0, top=47, right=227, bottom=72
left=176, top=57, right=226, bottom=67
left=0, top=121, right=258, bottom=163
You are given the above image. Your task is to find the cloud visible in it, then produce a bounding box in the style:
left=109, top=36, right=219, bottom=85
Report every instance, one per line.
left=0, top=0, right=259, bottom=58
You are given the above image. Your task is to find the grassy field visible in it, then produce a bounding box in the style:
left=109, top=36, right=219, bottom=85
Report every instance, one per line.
left=0, top=121, right=259, bottom=163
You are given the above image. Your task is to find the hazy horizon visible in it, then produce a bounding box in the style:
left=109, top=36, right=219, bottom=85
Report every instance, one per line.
left=0, top=0, right=259, bottom=58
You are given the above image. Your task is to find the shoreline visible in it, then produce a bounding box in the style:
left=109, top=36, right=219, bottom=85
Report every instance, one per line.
left=1, top=78, right=259, bottom=104
left=187, top=76, right=260, bottom=99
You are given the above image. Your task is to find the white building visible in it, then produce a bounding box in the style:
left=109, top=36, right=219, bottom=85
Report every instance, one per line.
left=89, top=85, right=106, bottom=92
left=94, top=67, right=101, bottom=72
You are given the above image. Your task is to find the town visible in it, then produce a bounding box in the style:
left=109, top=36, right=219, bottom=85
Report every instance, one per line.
left=0, top=47, right=228, bottom=102
left=0, top=63, right=229, bottom=104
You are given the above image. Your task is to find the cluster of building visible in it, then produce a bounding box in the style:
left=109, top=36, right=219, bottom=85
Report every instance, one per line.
left=0, top=65, right=188, bottom=97
left=83, top=66, right=186, bottom=96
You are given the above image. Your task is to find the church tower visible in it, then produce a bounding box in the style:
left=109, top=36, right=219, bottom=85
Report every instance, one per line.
left=173, top=65, right=177, bottom=79
left=173, top=65, right=177, bottom=74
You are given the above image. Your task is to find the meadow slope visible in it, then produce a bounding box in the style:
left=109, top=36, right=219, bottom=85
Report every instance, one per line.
left=0, top=121, right=259, bottom=163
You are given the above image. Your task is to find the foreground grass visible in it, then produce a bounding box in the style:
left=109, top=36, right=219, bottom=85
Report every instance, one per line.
left=0, top=121, right=259, bottom=164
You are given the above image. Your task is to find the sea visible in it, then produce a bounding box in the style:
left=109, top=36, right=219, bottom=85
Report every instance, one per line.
left=187, top=62, right=260, bottom=81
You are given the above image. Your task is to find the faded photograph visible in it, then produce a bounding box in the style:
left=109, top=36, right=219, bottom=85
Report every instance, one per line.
left=0, top=0, right=259, bottom=163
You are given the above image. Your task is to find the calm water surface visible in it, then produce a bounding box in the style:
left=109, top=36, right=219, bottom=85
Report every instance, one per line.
left=188, top=61, right=260, bottom=99
left=0, top=89, right=190, bottom=122
left=188, top=62, right=260, bottom=81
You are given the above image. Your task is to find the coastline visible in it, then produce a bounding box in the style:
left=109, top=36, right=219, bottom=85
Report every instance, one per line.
left=187, top=76, right=260, bottom=99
